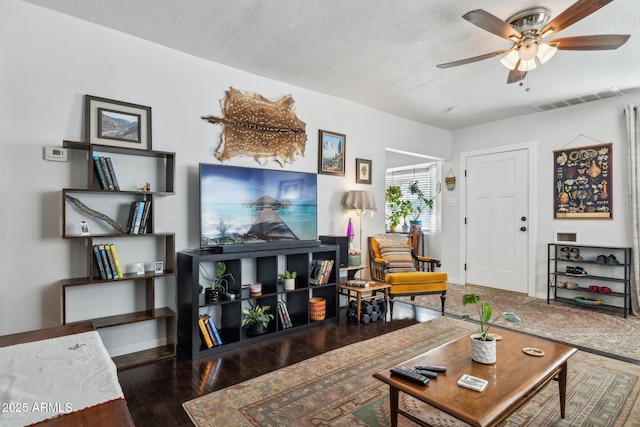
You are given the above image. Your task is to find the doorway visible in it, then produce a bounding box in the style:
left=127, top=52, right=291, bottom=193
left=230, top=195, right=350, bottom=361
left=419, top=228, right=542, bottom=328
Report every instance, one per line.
left=459, top=143, right=536, bottom=295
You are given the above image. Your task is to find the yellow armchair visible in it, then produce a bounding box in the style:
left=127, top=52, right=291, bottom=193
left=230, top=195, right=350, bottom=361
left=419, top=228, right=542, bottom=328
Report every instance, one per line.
left=368, top=235, right=447, bottom=316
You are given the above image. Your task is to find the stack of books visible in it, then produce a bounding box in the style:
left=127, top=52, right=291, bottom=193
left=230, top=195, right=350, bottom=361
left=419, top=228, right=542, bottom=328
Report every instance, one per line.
left=198, top=314, right=223, bottom=348
left=126, top=201, right=151, bottom=234
left=92, top=243, right=124, bottom=280
left=93, top=156, right=120, bottom=190
left=277, top=301, right=293, bottom=329
left=309, top=259, right=334, bottom=285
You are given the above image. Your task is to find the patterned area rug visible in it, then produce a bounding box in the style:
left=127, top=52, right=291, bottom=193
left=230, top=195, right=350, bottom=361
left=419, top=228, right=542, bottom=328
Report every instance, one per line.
left=397, top=283, right=640, bottom=362
left=183, top=317, right=640, bottom=426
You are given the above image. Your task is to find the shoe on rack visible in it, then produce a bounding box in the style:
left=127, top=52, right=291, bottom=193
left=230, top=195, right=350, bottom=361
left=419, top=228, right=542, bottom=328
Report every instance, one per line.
left=569, top=247, right=583, bottom=261
left=588, top=285, right=600, bottom=292
left=596, top=255, right=607, bottom=264
left=556, top=280, right=566, bottom=288
left=566, top=281, right=580, bottom=289
left=606, top=254, right=620, bottom=265
left=560, top=247, right=570, bottom=260
left=566, top=266, right=587, bottom=276
left=599, top=286, right=612, bottom=293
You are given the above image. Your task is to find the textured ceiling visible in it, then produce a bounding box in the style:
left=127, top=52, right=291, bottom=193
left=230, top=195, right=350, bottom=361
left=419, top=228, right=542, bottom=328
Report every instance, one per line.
left=24, top=0, right=640, bottom=130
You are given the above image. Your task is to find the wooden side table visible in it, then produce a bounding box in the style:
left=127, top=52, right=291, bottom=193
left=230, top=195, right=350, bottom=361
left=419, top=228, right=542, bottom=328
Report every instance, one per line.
left=339, top=282, right=391, bottom=322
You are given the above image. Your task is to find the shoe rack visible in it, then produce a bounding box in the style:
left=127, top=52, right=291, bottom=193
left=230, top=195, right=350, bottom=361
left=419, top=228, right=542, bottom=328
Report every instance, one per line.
left=547, top=243, right=631, bottom=317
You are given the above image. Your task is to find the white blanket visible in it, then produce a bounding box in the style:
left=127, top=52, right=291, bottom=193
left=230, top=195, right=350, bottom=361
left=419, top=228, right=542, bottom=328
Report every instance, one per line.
left=0, top=331, right=124, bottom=426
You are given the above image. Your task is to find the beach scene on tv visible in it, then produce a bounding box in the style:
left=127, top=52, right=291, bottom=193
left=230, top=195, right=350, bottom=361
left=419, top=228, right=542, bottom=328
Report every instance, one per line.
left=200, top=165, right=318, bottom=247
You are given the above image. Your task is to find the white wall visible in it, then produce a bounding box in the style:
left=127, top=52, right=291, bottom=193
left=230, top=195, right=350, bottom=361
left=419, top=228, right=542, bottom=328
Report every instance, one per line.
left=443, top=94, right=636, bottom=296
left=0, top=0, right=451, bottom=346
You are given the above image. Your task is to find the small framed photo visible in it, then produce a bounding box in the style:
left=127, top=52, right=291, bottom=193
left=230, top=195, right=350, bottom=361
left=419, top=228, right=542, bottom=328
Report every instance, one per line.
left=154, top=261, right=164, bottom=274
left=135, top=262, right=145, bottom=275
left=318, top=130, right=345, bottom=176
left=84, top=95, right=152, bottom=150
left=79, top=220, right=90, bottom=235
left=355, top=158, right=372, bottom=184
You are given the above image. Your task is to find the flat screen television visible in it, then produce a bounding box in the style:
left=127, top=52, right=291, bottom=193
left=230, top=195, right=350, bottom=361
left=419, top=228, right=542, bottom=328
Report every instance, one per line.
left=199, top=163, right=318, bottom=250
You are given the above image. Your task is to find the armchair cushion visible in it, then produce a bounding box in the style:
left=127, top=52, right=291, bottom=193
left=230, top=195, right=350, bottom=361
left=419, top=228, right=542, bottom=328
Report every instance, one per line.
left=378, top=244, right=416, bottom=273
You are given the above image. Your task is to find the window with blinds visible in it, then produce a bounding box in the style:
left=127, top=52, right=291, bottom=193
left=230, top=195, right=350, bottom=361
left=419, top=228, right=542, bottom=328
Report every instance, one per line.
left=385, top=163, right=437, bottom=232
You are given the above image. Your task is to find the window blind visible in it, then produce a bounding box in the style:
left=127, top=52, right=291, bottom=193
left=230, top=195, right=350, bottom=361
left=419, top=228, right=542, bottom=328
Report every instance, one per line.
left=385, top=163, right=436, bottom=232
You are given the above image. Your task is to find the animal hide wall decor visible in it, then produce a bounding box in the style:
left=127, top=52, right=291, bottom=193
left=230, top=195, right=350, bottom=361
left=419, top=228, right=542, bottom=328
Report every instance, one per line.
left=202, top=87, right=307, bottom=166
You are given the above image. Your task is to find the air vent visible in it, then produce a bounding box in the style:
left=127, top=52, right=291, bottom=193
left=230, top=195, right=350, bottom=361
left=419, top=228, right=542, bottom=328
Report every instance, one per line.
left=531, top=88, right=622, bottom=112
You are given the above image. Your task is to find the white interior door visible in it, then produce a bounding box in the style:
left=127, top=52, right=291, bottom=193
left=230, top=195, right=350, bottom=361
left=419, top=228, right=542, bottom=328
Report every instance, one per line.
left=465, top=149, right=529, bottom=293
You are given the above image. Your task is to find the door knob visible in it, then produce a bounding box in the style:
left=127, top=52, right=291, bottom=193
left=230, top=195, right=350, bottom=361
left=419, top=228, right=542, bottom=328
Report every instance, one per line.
left=520, top=226, right=527, bottom=231
left=521, top=216, right=527, bottom=221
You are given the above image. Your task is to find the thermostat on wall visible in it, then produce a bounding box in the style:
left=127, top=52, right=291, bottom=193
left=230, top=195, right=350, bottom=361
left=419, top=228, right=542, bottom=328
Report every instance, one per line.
left=44, top=146, right=68, bottom=161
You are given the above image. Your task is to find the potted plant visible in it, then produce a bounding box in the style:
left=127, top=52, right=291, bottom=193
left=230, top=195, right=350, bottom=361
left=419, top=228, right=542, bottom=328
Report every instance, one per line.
left=279, top=270, right=297, bottom=291
left=204, top=261, right=235, bottom=304
left=407, top=180, right=434, bottom=227
left=386, top=185, right=412, bottom=232
left=241, top=304, right=274, bottom=335
left=462, top=293, right=521, bottom=364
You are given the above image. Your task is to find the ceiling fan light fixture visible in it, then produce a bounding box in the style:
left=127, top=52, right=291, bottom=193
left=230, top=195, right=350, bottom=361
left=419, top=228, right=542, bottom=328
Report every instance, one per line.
left=537, top=42, right=558, bottom=64
left=518, top=39, right=539, bottom=60
left=500, top=50, right=520, bottom=70
left=518, top=58, right=537, bottom=72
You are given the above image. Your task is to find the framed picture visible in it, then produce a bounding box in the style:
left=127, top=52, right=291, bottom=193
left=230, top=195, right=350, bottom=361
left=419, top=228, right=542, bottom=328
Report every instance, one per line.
left=79, top=221, right=90, bottom=235
left=154, top=261, right=164, bottom=274
left=553, top=143, right=612, bottom=219
left=318, top=130, right=345, bottom=176
left=355, top=158, right=372, bottom=184
left=135, top=262, right=146, bottom=275
left=84, top=95, right=152, bottom=150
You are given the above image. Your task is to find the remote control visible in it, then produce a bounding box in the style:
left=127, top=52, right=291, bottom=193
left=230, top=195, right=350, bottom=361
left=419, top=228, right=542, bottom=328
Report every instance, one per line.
left=415, top=365, right=447, bottom=372
left=412, top=368, right=438, bottom=379
left=390, top=367, right=430, bottom=386
left=457, top=374, right=488, bottom=392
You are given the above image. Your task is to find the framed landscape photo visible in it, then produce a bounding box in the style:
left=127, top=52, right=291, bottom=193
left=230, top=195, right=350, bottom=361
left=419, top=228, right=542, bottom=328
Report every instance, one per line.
left=318, top=130, right=345, bottom=176
left=355, top=158, right=372, bottom=184
left=84, top=95, right=152, bottom=150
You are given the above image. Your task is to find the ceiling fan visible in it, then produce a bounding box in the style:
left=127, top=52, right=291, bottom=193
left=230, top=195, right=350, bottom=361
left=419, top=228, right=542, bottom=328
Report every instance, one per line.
left=437, top=0, right=630, bottom=84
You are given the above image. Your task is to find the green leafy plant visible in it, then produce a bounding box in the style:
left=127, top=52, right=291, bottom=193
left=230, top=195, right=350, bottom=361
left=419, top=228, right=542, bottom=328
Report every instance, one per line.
left=241, top=304, right=274, bottom=329
left=407, top=180, right=434, bottom=221
left=279, top=270, right=297, bottom=279
left=210, top=261, right=235, bottom=291
left=385, top=185, right=412, bottom=228
left=461, top=293, right=521, bottom=341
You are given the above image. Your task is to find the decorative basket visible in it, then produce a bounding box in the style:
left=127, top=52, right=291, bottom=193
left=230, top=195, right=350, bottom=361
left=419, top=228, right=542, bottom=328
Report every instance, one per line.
left=445, top=169, right=456, bottom=191
left=309, top=297, right=326, bottom=321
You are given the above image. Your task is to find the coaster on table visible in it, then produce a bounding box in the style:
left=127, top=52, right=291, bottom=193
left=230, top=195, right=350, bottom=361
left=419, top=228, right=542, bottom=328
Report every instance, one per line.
left=523, top=347, right=545, bottom=357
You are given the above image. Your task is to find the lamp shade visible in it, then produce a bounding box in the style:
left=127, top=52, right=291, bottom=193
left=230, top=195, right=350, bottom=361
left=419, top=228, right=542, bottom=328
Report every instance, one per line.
left=344, top=190, right=377, bottom=216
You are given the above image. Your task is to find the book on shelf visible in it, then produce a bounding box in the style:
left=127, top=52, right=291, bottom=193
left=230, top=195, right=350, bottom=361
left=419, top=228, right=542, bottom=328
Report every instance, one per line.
left=97, top=244, right=113, bottom=280
left=104, top=157, right=120, bottom=190
left=104, top=244, right=119, bottom=280
left=277, top=301, right=292, bottom=328
left=107, top=244, right=124, bottom=279
left=204, top=314, right=223, bottom=345
left=198, top=316, right=214, bottom=348
left=309, top=259, right=334, bottom=285
left=92, top=156, right=108, bottom=190
left=92, top=244, right=107, bottom=280
left=98, top=157, right=115, bottom=190
left=346, top=279, right=369, bottom=288
left=126, top=201, right=149, bottom=234
left=138, top=200, right=152, bottom=234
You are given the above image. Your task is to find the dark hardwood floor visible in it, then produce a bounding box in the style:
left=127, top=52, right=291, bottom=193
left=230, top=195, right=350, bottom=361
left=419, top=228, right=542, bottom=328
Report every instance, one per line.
left=117, top=302, right=440, bottom=427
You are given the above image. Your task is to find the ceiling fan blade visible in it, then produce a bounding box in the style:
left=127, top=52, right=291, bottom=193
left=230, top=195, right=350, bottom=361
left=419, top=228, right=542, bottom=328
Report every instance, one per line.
left=507, top=62, right=526, bottom=84
left=463, top=10, right=522, bottom=40
left=541, top=0, right=614, bottom=35
left=551, top=34, right=630, bottom=50
left=437, top=50, right=508, bottom=69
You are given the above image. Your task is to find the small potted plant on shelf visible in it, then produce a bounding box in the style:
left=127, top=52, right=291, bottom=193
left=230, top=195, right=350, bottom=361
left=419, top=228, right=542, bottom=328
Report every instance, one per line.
left=461, top=293, right=521, bottom=364
left=407, top=180, right=433, bottom=227
left=241, top=304, right=274, bottom=335
left=279, top=270, right=297, bottom=291
left=204, top=261, right=235, bottom=304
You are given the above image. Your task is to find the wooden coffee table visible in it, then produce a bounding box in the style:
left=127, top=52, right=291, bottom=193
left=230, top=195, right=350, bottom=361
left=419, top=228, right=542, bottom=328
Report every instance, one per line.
left=373, top=329, right=577, bottom=427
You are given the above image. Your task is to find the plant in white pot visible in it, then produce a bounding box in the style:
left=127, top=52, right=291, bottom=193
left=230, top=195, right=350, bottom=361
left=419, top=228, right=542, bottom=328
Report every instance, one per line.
left=279, top=270, right=297, bottom=291
left=462, top=293, right=521, bottom=364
